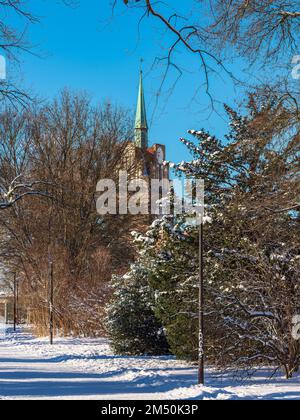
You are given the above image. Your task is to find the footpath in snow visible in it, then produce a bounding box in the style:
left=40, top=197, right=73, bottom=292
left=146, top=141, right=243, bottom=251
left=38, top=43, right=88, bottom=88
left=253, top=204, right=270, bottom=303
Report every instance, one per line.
left=0, top=324, right=299, bottom=400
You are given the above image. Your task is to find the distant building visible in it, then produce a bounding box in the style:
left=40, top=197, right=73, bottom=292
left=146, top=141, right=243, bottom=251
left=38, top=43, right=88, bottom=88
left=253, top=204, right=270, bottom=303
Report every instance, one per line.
left=122, top=71, right=169, bottom=181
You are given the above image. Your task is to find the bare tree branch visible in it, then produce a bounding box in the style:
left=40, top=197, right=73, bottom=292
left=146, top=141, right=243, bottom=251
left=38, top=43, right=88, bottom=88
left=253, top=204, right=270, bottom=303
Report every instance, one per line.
left=0, top=177, right=54, bottom=210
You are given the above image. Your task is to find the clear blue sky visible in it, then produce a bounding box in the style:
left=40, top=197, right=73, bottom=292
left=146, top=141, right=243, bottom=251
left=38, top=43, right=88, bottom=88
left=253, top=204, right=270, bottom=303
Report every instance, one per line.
left=8, top=0, right=245, bottom=164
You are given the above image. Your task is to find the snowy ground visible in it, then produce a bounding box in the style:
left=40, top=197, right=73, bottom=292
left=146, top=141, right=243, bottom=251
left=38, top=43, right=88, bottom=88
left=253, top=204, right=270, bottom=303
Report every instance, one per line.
left=0, top=324, right=299, bottom=400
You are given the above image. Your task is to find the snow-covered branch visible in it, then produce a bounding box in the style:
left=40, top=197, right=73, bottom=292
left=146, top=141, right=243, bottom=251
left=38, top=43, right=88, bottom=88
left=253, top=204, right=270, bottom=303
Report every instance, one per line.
left=0, top=176, right=53, bottom=210
left=279, top=10, right=300, bottom=19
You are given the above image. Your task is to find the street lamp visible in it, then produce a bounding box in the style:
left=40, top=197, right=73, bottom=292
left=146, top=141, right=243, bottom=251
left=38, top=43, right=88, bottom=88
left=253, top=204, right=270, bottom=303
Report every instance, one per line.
left=198, top=219, right=204, bottom=385
left=13, top=273, right=18, bottom=332
left=48, top=259, right=54, bottom=345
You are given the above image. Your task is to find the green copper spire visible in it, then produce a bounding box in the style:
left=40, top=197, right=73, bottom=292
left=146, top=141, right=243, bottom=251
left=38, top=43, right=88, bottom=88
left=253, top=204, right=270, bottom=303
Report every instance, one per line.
left=135, top=70, right=148, bottom=149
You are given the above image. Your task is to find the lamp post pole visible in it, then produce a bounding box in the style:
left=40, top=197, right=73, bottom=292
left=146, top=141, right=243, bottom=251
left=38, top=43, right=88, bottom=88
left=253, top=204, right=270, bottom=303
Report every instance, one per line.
left=49, top=259, right=54, bottom=345
left=13, top=273, right=18, bottom=332
left=198, top=220, right=205, bottom=385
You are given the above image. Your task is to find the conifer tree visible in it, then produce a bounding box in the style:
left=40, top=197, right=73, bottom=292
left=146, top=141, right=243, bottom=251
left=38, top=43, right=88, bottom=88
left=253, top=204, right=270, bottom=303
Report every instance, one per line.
left=106, top=259, right=169, bottom=356
left=108, top=94, right=300, bottom=376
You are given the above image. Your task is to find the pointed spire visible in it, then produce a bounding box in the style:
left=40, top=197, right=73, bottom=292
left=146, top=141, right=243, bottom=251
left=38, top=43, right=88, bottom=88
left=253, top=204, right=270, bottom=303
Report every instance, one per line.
left=135, top=68, right=148, bottom=149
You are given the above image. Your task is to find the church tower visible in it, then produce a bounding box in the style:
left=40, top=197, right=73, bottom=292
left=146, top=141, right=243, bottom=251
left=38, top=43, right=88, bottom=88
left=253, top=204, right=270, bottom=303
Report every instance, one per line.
left=135, top=70, right=148, bottom=149
left=121, top=68, right=169, bottom=182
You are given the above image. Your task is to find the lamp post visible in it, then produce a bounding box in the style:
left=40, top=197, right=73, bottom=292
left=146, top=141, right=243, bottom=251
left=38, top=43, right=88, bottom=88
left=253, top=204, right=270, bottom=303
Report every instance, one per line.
left=13, top=273, right=18, bottom=332
left=198, top=219, right=205, bottom=385
left=48, top=259, right=54, bottom=345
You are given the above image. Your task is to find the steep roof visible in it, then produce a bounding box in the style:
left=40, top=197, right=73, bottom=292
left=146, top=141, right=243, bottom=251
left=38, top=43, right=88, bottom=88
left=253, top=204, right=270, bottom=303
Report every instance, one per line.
left=135, top=70, right=148, bottom=131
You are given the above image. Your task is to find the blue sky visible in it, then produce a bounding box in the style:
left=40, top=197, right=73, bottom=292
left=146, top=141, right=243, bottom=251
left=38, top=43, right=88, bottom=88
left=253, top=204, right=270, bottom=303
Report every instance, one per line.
left=7, top=0, right=245, bottom=164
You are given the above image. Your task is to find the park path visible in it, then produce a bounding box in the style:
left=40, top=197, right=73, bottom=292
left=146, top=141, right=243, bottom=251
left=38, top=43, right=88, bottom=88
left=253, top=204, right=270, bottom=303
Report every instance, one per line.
left=0, top=324, right=299, bottom=400
left=0, top=324, right=198, bottom=400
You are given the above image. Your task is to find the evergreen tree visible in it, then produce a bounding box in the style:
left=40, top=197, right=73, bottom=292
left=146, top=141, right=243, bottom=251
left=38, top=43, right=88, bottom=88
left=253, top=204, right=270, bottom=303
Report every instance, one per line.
left=147, top=218, right=200, bottom=361
left=166, top=96, right=300, bottom=375
left=107, top=215, right=205, bottom=360
left=106, top=260, right=169, bottom=356
left=108, top=94, right=300, bottom=376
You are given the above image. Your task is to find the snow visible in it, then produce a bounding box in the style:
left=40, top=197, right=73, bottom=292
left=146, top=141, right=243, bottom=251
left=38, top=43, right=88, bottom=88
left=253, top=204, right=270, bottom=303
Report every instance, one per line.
left=0, top=324, right=299, bottom=400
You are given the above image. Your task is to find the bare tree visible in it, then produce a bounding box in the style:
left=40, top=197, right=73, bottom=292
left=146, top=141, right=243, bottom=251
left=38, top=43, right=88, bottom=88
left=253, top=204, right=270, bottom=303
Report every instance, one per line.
left=0, top=177, right=53, bottom=210
left=0, top=0, right=73, bottom=106
left=0, top=0, right=38, bottom=105
left=0, top=91, right=144, bottom=337
left=121, top=0, right=300, bottom=69
left=117, top=0, right=300, bottom=106
left=120, top=0, right=229, bottom=102
left=206, top=0, right=300, bottom=65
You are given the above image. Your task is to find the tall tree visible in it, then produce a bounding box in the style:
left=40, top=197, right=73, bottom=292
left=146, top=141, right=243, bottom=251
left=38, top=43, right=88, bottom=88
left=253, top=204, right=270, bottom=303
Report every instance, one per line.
left=108, top=92, right=300, bottom=377
left=0, top=90, right=143, bottom=336
left=119, top=1, right=300, bottom=104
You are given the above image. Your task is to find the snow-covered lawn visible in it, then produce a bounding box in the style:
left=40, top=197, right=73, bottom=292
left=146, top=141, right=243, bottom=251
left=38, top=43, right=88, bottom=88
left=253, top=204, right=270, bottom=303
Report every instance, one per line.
left=0, top=324, right=299, bottom=400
